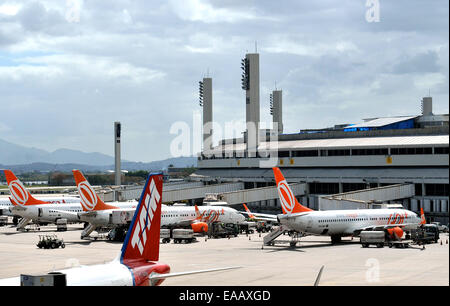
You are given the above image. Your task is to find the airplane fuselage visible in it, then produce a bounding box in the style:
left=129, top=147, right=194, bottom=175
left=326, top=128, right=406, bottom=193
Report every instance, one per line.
left=9, top=202, right=137, bottom=224
left=279, top=208, right=421, bottom=236
left=0, top=197, right=80, bottom=216
left=82, top=205, right=246, bottom=227
left=0, top=260, right=170, bottom=286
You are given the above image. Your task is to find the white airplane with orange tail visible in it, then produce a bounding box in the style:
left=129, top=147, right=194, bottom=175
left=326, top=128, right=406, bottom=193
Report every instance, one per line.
left=0, top=172, right=239, bottom=286
left=73, top=170, right=245, bottom=237
left=1, top=169, right=136, bottom=230
left=72, top=170, right=138, bottom=238
left=272, top=167, right=425, bottom=244
left=1, top=169, right=84, bottom=228
left=0, top=170, right=80, bottom=217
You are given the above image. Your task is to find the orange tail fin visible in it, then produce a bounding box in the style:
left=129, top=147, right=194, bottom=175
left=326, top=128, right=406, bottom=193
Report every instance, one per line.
left=2, top=169, right=48, bottom=206
left=194, top=205, right=203, bottom=220
left=243, top=204, right=256, bottom=219
left=72, top=170, right=117, bottom=211
left=420, top=207, right=426, bottom=225
left=273, top=167, right=313, bottom=214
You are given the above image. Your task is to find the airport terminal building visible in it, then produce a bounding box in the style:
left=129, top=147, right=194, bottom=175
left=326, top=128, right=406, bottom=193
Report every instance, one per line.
left=195, top=121, right=448, bottom=223
left=192, top=53, right=449, bottom=224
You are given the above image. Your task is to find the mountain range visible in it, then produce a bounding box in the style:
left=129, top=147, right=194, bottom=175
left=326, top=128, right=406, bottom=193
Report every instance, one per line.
left=0, top=138, right=197, bottom=173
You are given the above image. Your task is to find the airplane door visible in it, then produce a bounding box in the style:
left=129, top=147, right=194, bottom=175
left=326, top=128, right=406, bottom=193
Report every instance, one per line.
left=38, top=208, right=43, bottom=218
left=306, top=216, right=313, bottom=230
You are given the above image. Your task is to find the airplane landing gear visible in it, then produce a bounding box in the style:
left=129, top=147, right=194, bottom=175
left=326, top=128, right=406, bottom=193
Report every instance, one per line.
left=331, top=235, right=342, bottom=244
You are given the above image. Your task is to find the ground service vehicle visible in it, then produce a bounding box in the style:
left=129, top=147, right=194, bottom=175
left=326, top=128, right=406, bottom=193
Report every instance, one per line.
left=56, top=219, right=67, bottom=232
left=240, top=221, right=256, bottom=234
left=37, top=235, right=65, bottom=249
left=256, top=221, right=272, bottom=233
left=360, top=231, right=385, bottom=248
left=172, top=229, right=195, bottom=243
left=160, top=229, right=171, bottom=243
left=107, top=226, right=128, bottom=242
left=411, top=224, right=440, bottom=244
left=431, top=222, right=449, bottom=233
left=208, top=223, right=239, bottom=238
left=0, top=216, right=8, bottom=226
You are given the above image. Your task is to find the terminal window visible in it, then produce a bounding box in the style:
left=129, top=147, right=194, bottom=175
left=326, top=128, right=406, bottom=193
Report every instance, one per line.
left=425, top=184, right=449, bottom=197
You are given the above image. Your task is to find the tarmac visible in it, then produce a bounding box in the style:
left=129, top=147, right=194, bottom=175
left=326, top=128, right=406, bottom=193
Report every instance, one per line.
left=0, top=222, right=448, bottom=286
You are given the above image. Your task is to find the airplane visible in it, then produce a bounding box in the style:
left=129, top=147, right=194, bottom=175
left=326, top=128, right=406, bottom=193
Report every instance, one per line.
left=0, top=172, right=240, bottom=286
left=271, top=167, right=424, bottom=244
left=241, top=203, right=278, bottom=222
left=72, top=169, right=245, bottom=237
left=72, top=170, right=137, bottom=238
left=1, top=169, right=135, bottom=231
left=0, top=170, right=80, bottom=217
left=1, top=169, right=85, bottom=228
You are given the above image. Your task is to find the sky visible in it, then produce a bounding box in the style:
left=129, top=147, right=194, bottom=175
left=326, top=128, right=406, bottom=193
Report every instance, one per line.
left=0, top=0, right=448, bottom=162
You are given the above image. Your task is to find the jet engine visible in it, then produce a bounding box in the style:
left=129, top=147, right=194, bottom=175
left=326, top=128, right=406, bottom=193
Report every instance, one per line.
left=191, top=222, right=208, bottom=233
left=387, top=227, right=404, bottom=240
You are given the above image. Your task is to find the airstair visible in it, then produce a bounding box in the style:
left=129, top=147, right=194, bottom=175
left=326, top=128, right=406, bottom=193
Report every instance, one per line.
left=80, top=224, right=97, bottom=239
left=263, top=225, right=287, bottom=246
left=16, top=218, right=32, bottom=231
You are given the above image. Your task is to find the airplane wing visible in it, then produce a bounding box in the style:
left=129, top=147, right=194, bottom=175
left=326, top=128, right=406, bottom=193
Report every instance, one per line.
left=241, top=204, right=278, bottom=222
left=164, top=219, right=194, bottom=227
left=78, top=211, right=98, bottom=218
left=240, top=211, right=278, bottom=222
left=355, top=222, right=420, bottom=233
left=148, top=266, right=241, bottom=283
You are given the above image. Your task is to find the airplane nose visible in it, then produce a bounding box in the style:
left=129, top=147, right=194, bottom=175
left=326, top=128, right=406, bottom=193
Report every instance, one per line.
left=237, top=214, right=245, bottom=223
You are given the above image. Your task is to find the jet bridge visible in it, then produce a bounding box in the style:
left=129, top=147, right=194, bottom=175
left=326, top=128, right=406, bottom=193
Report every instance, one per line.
left=318, top=184, right=415, bottom=210
left=115, top=182, right=245, bottom=203
left=216, top=183, right=307, bottom=206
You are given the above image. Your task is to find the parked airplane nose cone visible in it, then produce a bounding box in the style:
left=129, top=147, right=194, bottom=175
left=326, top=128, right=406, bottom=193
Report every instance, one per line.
left=238, top=214, right=245, bottom=223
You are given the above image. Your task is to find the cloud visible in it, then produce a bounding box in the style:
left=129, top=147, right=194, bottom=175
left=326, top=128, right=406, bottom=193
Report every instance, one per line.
left=168, top=0, right=259, bottom=23
left=0, top=3, right=22, bottom=16
left=392, top=51, right=441, bottom=74
left=0, top=0, right=448, bottom=162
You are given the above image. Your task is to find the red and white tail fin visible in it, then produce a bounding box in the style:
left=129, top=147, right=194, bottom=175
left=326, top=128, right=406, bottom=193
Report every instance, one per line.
left=121, top=172, right=164, bottom=263
left=2, top=169, right=48, bottom=206
left=72, top=170, right=117, bottom=211
left=243, top=204, right=256, bottom=219
left=420, top=207, right=426, bottom=225
left=273, top=167, right=313, bottom=214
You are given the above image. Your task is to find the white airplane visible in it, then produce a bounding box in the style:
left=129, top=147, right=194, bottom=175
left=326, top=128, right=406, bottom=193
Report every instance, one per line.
left=0, top=170, right=80, bottom=217
left=1, top=169, right=135, bottom=230
left=72, top=169, right=245, bottom=237
left=0, top=172, right=239, bottom=286
left=1, top=170, right=86, bottom=228
left=271, top=167, right=424, bottom=244
left=71, top=170, right=138, bottom=238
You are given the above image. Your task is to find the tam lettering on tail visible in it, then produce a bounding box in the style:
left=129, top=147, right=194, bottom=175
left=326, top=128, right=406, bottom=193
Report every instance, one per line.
left=2, top=169, right=48, bottom=206
left=272, top=167, right=313, bottom=214
left=72, top=170, right=117, bottom=211
left=121, top=172, right=164, bottom=263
